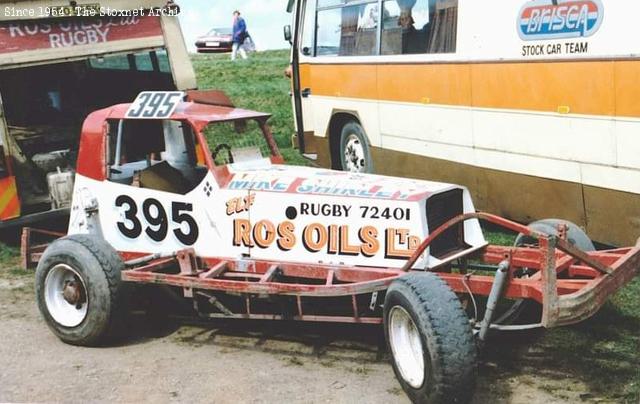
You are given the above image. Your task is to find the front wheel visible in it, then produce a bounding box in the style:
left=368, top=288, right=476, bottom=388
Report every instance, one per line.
left=339, top=121, right=374, bottom=173
left=35, top=234, right=128, bottom=346
left=384, top=273, right=477, bottom=404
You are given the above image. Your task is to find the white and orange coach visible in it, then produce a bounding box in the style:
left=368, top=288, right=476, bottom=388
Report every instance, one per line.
left=285, top=0, right=639, bottom=246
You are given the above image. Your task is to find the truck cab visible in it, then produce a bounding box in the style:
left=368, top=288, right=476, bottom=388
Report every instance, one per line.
left=0, top=0, right=196, bottom=230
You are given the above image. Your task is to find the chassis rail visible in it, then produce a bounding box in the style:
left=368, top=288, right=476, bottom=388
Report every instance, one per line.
left=22, top=213, right=640, bottom=329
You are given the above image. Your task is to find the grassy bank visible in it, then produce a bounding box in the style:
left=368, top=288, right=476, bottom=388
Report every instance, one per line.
left=191, top=49, right=307, bottom=166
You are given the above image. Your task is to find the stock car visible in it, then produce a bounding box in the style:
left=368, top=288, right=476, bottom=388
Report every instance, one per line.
left=23, top=91, right=639, bottom=404
left=195, top=27, right=233, bottom=53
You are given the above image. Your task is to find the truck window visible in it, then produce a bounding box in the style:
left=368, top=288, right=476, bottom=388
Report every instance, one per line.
left=316, top=1, right=379, bottom=56
left=89, top=50, right=172, bottom=73
left=107, top=119, right=207, bottom=195
left=381, top=0, right=458, bottom=55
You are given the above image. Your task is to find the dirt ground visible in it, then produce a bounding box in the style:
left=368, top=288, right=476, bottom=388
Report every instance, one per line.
left=0, top=269, right=630, bottom=404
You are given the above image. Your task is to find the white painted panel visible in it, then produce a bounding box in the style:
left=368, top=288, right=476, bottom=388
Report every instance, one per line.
left=581, top=164, right=640, bottom=195
left=301, top=97, right=315, bottom=132
left=473, top=147, right=583, bottom=186
left=380, top=126, right=585, bottom=187
left=378, top=102, right=473, bottom=147
left=615, top=120, right=640, bottom=170
left=472, top=110, right=616, bottom=166
left=310, top=95, right=640, bottom=195
left=381, top=134, right=476, bottom=167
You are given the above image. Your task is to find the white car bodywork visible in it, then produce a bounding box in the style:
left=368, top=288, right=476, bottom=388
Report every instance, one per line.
left=69, top=161, right=486, bottom=269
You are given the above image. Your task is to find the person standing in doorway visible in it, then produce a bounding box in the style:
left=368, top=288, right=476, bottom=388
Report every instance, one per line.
left=232, top=10, right=248, bottom=61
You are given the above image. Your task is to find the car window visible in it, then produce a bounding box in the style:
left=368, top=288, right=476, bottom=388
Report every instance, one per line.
left=207, top=28, right=231, bottom=36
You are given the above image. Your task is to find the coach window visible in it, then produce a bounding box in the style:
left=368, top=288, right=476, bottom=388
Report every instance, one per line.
left=301, top=0, right=317, bottom=56
left=381, top=0, right=458, bottom=55
left=316, top=0, right=379, bottom=57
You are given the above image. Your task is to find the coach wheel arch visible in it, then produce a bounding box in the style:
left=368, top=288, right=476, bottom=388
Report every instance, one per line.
left=328, top=113, right=374, bottom=173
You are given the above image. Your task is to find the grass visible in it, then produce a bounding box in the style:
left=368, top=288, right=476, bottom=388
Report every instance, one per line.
left=191, top=49, right=308, bottom=166
left=0, top=243, right=18, bottom=263
left=484, top=278, right=640, bottom=402
left=0, top=243, right=23, bottom=278
left=0, top=49, right=637, bottom=402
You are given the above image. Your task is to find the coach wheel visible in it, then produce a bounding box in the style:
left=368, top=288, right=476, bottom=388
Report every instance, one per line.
left=495, top=219, right=595, bottom=325
left=36, top=234, right=128, bottom=346
left=384, top=273, right=477, bottom=404
left=339, top=121, right=373, bottom=173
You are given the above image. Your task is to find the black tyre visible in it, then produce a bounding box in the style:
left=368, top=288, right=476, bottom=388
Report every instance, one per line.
left=384, top=272, right=477, bottom=404
left=35, top=234, right=128, bottom=346
left=339, top=121, right=374, bottom=173
left=496, top=219, right=595, bottom=325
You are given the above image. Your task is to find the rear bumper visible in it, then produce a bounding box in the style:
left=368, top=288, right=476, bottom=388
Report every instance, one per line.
left=553, top=243, right=640, bottom=326
left=411, top=213, right=640, bottom=328
left=195, top=43, right=233, bottom=53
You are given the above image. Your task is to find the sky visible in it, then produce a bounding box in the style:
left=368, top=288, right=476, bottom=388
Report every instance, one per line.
left=178, top=0, right=293, bottom=52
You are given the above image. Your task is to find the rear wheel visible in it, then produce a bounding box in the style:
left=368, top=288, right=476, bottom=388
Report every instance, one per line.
left=339, top=121, right=373, bottom=173
left=35, top=234, right=128, bottom=346
left=384, top=272, right=477, bottom=404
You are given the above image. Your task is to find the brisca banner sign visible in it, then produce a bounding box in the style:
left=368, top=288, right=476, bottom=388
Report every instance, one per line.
left=0, top=16, right=162, bottom=54
left=517, top=0, right=604, bottom=40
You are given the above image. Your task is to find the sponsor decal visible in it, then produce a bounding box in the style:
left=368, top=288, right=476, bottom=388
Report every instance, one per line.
left=227, top=177, right=418, bottom=200
left=231, top=219, right=420, bottom=260
left=517, top=0, right=604, bottom=41
left=115, top=195, right=199, bottom=246
left=0, top=15, right=162, bottom=54
left=291, top=203, right=411, bottom=221
left=227, top=196, right=420, bottom=260
left=226, top=193, right=255, bottom=215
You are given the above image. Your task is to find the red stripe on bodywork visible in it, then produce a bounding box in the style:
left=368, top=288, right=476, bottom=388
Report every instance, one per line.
left=521, top=1, right=598, bottom=19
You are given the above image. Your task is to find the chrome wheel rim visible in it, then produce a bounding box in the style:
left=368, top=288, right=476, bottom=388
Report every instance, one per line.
left=389, top=306, right=425, bottom=389
left=44, top=264, right=88, bottom=327
left=344, top=134, right=366, bottom=173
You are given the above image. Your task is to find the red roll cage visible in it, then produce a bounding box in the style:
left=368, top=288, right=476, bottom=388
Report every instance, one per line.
left=76, top=96, right=283, bottom=187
